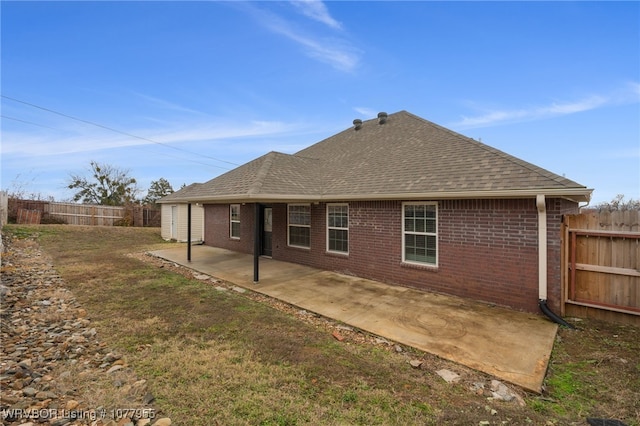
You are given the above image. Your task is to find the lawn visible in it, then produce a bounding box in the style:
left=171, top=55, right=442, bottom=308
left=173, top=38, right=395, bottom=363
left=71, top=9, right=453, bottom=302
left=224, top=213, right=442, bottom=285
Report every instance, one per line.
left=3, top=225, right=639, bottom=425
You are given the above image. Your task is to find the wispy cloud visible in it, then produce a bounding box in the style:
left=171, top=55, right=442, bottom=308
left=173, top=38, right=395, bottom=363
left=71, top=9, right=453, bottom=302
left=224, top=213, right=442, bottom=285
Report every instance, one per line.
left=131, top=92, right=207, bottom=116
left=290, top=0, right=342, bottom=30
left=452, top=84, right=640, bottom=129
left=353, top=107, right=377, bottom=118
left=240, top=3, right=360, bottom=72
left=1, top=117, right=303, bottom=157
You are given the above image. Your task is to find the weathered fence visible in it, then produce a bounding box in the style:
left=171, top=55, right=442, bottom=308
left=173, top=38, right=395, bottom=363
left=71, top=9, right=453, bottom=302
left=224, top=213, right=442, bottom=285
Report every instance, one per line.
left=46, top=202, right=126, bottom=226
left=8, top=199, right=160, bottom=227
left=17, top=209, right=43, bottom=225
left=562, top=210, right=640, bottom=325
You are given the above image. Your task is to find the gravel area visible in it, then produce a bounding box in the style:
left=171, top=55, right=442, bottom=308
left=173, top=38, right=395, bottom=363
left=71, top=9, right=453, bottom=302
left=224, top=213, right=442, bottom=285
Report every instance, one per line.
left=1, top=233, right=171, bottom=426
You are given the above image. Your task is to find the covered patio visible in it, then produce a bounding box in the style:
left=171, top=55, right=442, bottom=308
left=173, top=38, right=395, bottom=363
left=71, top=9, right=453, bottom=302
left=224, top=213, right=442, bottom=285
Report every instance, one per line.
left=150, top=244, right=558, bottom=393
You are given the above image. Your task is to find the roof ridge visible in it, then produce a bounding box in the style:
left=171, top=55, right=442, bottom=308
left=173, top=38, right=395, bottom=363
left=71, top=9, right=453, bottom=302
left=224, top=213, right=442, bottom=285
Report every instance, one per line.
left=248, top=151, right=278, bottom=195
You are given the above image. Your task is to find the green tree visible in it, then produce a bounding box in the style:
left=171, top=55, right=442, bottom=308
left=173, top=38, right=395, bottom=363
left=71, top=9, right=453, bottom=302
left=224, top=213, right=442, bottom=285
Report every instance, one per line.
left=67, top=161, right=139, bottom=206
left=143, top=178, right=174, bottom=205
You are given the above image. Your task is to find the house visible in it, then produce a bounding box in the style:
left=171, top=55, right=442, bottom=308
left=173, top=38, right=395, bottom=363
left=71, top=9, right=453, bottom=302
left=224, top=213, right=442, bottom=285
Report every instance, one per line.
left=159, top=111, right=592, bottom=315
left=159, top=183, right=205, bottom=242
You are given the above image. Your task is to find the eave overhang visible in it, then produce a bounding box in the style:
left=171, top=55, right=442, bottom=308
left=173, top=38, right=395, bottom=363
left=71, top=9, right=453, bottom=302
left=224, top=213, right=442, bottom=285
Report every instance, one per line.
left=161, top=187, right=592, bottom=205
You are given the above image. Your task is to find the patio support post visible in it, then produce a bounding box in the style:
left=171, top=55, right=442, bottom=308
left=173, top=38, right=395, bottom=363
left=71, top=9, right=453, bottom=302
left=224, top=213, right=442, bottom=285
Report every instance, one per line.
left=187, top=203, right=192, bottom=262
left=253, top=203, right=260, bottom=282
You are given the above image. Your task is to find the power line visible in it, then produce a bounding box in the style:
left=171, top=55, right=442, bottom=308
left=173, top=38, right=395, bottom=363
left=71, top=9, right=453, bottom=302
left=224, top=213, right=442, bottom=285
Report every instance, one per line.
left=1, top=94, right=240, bottom=168
left=1, top=115, right=61, bottom=130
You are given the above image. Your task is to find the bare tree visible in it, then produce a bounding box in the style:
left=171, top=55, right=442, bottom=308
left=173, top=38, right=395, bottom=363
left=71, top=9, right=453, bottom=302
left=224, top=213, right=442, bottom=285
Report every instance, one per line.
left=594, top=194, right=640, bottom=211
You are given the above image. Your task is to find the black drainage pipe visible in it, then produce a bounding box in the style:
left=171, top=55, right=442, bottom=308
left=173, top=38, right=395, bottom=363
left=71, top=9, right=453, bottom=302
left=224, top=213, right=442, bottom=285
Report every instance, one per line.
left=539, top=300, right=576, bottom=329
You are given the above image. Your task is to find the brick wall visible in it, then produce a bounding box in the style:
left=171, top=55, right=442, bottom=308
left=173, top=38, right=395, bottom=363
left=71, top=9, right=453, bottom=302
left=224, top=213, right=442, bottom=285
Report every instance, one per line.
left=204, top=203, right=256, bottom=254
left=204, top=198, right=579, bottom=313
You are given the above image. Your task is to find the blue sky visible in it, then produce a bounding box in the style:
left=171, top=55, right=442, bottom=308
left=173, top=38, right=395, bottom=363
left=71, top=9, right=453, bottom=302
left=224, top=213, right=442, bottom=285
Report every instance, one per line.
left=2, top=1, right=639, bottom=205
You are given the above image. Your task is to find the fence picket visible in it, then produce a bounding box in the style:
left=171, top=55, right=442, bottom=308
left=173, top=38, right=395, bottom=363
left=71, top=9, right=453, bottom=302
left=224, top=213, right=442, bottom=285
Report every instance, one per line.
left=564, top=210, right=640, bottom=325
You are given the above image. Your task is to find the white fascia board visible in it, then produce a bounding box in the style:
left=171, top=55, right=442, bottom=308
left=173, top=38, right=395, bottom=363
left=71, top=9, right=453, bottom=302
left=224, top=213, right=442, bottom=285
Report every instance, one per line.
left=180, top=187, right=593, bottom=204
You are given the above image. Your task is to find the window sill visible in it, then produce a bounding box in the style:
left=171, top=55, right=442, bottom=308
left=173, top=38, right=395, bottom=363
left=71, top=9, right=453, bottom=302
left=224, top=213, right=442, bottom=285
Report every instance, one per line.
left=287, top=245, right=311, bottom=251
left=401, top=261, right=438, bottom=272
left=325, top=251, right=349, bottom=258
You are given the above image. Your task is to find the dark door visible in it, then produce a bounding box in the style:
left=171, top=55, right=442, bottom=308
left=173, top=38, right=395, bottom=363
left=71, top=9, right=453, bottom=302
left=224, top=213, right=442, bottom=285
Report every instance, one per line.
left=262, top=207, right=272, bottom=257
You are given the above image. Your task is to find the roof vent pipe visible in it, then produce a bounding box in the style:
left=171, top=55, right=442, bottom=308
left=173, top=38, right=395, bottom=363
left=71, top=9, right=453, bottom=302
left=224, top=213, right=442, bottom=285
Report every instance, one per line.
left=353, top=119, right=363, bottom=130
left=378, top=112, right=388, bottom=124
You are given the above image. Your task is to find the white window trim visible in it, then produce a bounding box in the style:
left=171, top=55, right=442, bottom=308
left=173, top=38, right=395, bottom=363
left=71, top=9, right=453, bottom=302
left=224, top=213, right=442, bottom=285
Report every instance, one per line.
left=402, top=202, right=438, bottom=266
left=326, top=203, right=349, bottom=254
left=230, top=204, right=240, bottom=239
left=287, top=203, right=311, bottom=249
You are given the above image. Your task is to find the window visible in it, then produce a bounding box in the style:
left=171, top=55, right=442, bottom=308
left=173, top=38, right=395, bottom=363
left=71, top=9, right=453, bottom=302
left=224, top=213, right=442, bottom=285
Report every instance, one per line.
left=288, top=204, right=311, bottom=248
left=403, top=203, right=437, bottom=265
left=327, top=204, right=348, bottom=253
left=230, top=204, right=240, bottom=239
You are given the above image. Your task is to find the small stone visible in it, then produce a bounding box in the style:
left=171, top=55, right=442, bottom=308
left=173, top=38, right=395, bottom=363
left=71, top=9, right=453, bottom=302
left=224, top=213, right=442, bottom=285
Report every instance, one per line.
left=436, top=369, right=460, bottom=383
left=490, top=380, right=524, bottom=405
left=151, top=418, right=172, bottom=426
left=107, top=364, right=124, bottom=374
left=22, top=387, right=38, bottom=397
left=137, top=420, right=152, bottom=426
left=18, top=358, right=32, bottom=368
left=116, top=418, right=134, bottom=426
left=394, top=345, right=403, bottom=353
left=409, top=359, right=423, bottom=368
left=142, top=392, right=155, bottom=404
left=65, top=400, right=79, bottom=410
left=193, top=274, right=209, bottom=280
left=232, top=286, right=246, bottom=293
left=36, top=390, right=58, bottom=400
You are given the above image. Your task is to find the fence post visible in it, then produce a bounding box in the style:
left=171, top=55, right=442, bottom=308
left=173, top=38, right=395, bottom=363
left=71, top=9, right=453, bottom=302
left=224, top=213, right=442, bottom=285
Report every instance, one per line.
left=0, top=191, right=7, bottom=227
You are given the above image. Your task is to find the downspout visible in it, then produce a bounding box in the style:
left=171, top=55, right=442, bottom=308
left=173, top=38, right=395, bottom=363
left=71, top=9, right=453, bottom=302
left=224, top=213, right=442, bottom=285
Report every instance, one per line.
left=537, top=194, right=575, bottom=329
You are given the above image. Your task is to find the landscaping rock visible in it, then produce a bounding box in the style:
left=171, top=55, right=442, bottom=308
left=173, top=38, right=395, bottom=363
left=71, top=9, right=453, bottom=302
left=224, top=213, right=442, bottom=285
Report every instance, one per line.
left=0, top=233, right=170, bottom=426
left=436, top=369, right=460, bottom=383
left=489, top=380, right=525, bottom=405
left=409, top=359, right=423, bottom=369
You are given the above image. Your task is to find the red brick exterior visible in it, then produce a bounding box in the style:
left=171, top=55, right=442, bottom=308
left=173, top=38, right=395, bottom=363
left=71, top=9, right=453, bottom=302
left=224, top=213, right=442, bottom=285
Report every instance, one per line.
left=203, top=198, right=579, bottom=313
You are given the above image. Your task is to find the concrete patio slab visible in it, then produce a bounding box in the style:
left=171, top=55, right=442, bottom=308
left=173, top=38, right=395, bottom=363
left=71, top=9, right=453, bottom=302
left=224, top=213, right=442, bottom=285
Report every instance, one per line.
left=150, top=245, right=557, bottom=393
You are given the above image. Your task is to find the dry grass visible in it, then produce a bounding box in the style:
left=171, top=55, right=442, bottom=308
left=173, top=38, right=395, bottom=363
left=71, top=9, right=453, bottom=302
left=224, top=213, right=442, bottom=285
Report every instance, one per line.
left=4, top=224, right=639, bottom=425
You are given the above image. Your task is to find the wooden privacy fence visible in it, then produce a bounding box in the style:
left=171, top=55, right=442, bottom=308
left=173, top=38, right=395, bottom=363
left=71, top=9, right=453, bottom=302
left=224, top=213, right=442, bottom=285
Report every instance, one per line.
left=8, top=199, right=160, bottom=227
left=562, top=210, right=640, bottom=325
left=47, top=202, right=125, bottom=226
left=17, top=208, right=43, bottom=225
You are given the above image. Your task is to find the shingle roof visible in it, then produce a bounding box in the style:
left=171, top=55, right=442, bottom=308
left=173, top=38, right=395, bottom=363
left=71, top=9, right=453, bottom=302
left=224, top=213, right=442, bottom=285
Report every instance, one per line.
left=162, top=111, right=591, bottom=203
left=157, top=182, right=203, bottom=203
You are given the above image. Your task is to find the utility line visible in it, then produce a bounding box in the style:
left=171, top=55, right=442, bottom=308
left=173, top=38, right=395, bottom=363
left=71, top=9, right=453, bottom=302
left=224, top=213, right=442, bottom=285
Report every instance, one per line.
left=1, top=115, right=62, bottom=130
left=1, top=94, right=240, bottom=168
